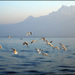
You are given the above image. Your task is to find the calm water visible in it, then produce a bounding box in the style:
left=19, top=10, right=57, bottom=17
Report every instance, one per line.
left=0, top=37, right=75, bottom=74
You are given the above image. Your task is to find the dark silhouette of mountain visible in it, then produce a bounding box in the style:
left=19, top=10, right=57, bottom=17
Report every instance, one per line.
left=0, top=5, right=75, bottom=37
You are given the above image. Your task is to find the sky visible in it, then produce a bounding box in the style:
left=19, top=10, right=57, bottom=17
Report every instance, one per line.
left=0, top=1, right=75, bottom=24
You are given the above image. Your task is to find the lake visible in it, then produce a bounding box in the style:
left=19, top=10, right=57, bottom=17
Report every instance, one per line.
left=0, top=37, right=75, bottom=74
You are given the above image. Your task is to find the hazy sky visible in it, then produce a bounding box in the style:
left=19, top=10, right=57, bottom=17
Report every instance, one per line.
left=0, top=1, right=75, bottom=24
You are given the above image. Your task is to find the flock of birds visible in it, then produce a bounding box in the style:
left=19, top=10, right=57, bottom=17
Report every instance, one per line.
left=0, top=32, right=69, bottom=57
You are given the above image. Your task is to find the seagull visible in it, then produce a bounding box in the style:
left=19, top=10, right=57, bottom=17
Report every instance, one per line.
left=11, top=48, right=18, bottom=54
left=59, top=43, right=67, bottom=51
left=8, top=36, right=12, bottom=38
left=42, top=53, right=49, bottom=56
left=31, top=40, right=38, bottom=44
left=41, top=37, right=46, bottom=42
left=26, top=32, right=32, bottom=36
left=53, top=46, right=59, bottom=50
left=23, top=42, right=29, bottom=46
left=35, top=48, right=43, bottom=54
left=46, top=40, right=54, bottom=47
left=49, top=44, right=54, bottom=47
left=46, top=40, right=49, bottom=44
left=0, top=45, right=2, bottom=48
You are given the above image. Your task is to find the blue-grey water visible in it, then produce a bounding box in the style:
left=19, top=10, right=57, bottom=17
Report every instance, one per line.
left=0, top=37, right=75, bottom=74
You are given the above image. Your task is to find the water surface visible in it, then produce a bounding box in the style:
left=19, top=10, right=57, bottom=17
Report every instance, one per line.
left=0, top=37, right=75, bottom=74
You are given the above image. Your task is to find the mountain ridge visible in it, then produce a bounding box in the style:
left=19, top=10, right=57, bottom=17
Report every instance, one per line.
left=0, top=5, right=75, bottom=37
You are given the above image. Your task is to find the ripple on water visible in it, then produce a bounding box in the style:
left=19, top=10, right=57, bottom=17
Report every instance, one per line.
left=58, top=65, right=75, bottom=68
left=0, top=56, right=6, bottom=59
left=1, top=71, right=19, bottom=74
left=12, top=55, right=26, bottom=59
left=60, top=69, right=75, bottom=72
left=0, top=68, right=6, bottom=70
left=40, top=60, right=55, bottom=62
left=21, top=62, right=40, bottom=67
left=23, top=70, right=56, bottom=74
left=15, top=63, right=35, bottom=67
left=13, top=61, right=41, bottom=68
left=21, top=49, right=33, bottom=52
left=72, top=53, right=75, bottom=55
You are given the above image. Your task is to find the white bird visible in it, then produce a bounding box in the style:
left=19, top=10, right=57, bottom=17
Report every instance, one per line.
left=53, top=46, right=59, bottom=50
left=42, top=53, right=49, bottom=56
left=23, top=42, right=29, bottom=46
left=31, top=40, right=38, bottom=44
left=59, top=43, right=67, bottom=51
left=46, top=40, right=49, bottom=44
left=26, top=32, right=32, bottom=36
left=41, top=37, right=46, bottom=42
left=46, top=40, right=54, bottom=47
left=35, top=48, right=43, bottom=54
left=11, top=48, right=18, bottom=54
left=8, top=36, right=12, bottom=38
left=0, top=45, right=2, bottom=49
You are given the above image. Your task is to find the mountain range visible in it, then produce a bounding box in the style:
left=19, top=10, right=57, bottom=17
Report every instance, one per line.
left=0, top=5, right=75, bottom=37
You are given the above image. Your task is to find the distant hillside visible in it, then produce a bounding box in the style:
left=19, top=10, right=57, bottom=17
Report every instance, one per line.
left=0, top=5, right=75, bottom=37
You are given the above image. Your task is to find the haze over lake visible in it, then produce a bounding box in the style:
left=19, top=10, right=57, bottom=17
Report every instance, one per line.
left=0, top=5, right=75, bottom=37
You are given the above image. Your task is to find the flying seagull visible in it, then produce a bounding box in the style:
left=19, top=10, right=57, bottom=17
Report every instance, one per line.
left=11, top=48, right=18, bottom=54
left=31, top=40, right=38, bottom=44
left=0, top=45, right=2, bottom=48
left=42, top=53, right=49, bottom=56
left=59, top=43, right=67, bottom=51
left=41, top=37, right=46, bottom=42
left=8, top=36, right=12, bottom=38
left=46, top=40, right=54, bottom=47
left=53, top=46, right=59, bottom=50
left=35, top=48, right=43, bottom=54
left=26, top=32, right=32, bottom=36
left=23, top=42, right=29, bottom=46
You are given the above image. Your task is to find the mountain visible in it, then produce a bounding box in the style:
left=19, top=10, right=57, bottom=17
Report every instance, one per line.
left=0, top=5, right=75, bottom=37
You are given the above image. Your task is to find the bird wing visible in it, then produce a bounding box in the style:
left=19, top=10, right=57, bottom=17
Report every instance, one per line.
left=23, top=42, right=25, bottom=45
left=30, top=32, right=32, bottom=35
left=11, top=48, right=16, bottom=51
left=31, top=40, right=34, bottom=43
left=56, top=46, right=59, bottom=50
left=34, top=40, right=38, bottom=42
left=59, top=43, right=63, bottom=46
left=50, top=41, right=52, bottom=43
left=26, top=33, right=30, bottom=36
left=31, top=40, right=38, bottom=43
left=26, top=42, right=29, bottom=46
